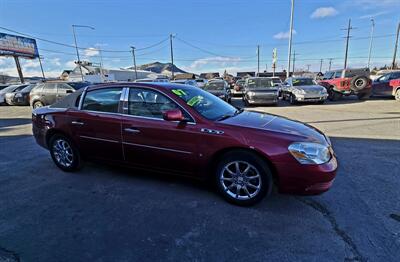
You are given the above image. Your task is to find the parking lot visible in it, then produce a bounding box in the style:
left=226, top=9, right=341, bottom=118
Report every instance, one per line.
left=1, top=97, right=399, bottom=261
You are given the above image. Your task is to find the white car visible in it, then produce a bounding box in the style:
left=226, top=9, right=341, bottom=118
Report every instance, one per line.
left=0, top=84, right=29, bottom=105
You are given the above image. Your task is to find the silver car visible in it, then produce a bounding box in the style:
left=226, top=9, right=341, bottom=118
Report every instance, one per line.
left=243, top=77, right=279, bottom=106
left=282, top=77, right=328, bottom=104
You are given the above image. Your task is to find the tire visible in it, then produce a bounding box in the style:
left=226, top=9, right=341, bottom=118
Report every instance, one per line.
left=244, top=98, right=250, bottom=107
left=289, top=94, right=296, bottom=105
left=357, top=91, right=371, bottom=100
left=49, top=134, right=83, bottom=172
left=215, top=150, right=273, bottom=206
left=328, top=90, right=342, bottom=101
left=395, top=89, right=400, bottom=101
left=227, top=97, right=232, bottom=104
left=33, top=101, right=44, bottom=109
left=350, top=75, right=369, bottom=92
left=317, top=100, right=325, bottom=104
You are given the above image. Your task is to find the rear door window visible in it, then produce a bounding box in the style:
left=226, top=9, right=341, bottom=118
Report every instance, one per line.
left=43, top=83, right=57, bottom=93
left=127, top=88, right=182, bottom=119
left=82, top=88, right=122, bottom=113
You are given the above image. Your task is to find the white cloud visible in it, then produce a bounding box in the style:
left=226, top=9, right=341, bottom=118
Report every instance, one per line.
left=359, top=11, right=388, bottom=19
left=184, top=56, right=241, bottom=71
left=21, top=60, right=40, bottom=69
left=311, top=7, right=338, bottom=19
left=84, top=47, right=99, bottom=57
left=65, top=60, right=77, bottom=68
left=273, top=30, right=297, bottom=40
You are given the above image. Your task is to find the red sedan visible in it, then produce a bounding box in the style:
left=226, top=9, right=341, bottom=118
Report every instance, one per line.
left=32, top=83, right=337, bottom=206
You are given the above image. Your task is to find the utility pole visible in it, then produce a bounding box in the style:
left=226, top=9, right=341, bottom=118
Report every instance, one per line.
left=287, top=0, right=295, bottom=78
left=306, top=64, right=311, bottom=72
left=367, top=19, right=375, bottom=69
left=38, top=55, right=46, bottom=81
left=391, top=22, right=400, bottom=69
left=265, top=64, right=268, bottom=72
left=130, top=46, right=138, bottom=80
left=72, top=25, right=95, bottom=81
left=343, top=19, right=353, bottom=70
left=170, top=34, right=175, bottom=79
left=13, top=56, right=24, bottom=83
left=292, top=50, right=296, bottom=73
left=319, top=59, right=323, bottom=72
left=257, top=45, right=260, bottom=75
left=328, top=58, right=333, bottom=71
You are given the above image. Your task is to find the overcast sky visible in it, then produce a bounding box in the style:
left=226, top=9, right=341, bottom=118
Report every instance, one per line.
left=0, top=0, right=399, bottom=77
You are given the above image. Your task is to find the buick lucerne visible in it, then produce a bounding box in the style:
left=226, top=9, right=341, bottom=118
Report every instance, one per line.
left=32, top=83, right=337, bottom=206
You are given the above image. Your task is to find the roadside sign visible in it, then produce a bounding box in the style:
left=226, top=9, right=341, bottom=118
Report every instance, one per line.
left=0, top=32, right=39, bottom=58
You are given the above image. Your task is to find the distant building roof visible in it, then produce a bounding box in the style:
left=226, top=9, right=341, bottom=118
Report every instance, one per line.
left=237, top=72, right=255, bottom=77
left=199, top=72, right=220, bottom=79
left=174, top=73, right=196, bottom=80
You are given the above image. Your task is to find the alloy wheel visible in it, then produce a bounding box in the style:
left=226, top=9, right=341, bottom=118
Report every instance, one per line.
left=219, top=161, right=262, bottom=200
left=52, top=138, right=74, bottom=167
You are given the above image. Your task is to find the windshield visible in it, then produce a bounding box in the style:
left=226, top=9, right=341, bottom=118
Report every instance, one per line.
left=168, top=86, right=237, bottom=121
left=204, top=81, right=225, bottom=90
left=323, top=71, right=335, bottom=80
left=247, top=78, right=274, bottom=88
left=271, top=79, right=281, bottom=84
left=236, top=80, right=245, bottom=86
left=292, top=78, right=315, bottom=86
left=21, top=84, right=36, bottom=92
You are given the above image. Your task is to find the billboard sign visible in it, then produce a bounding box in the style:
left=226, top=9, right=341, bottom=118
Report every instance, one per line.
left=0, top=33, right=39, bottom=58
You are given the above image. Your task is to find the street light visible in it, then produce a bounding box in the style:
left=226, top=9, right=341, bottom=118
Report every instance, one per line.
left=72, top=24, right=95, bottom=81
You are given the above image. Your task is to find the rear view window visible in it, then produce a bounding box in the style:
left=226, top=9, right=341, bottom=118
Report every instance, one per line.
left=82, top=88, right=122, bottom=113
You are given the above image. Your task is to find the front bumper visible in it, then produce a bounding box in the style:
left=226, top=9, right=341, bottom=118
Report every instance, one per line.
left=246, top=94, right=278, bottom=104
left=294, top=94, right=328, bottom=102
left=274, top=155, right=338, bottom=195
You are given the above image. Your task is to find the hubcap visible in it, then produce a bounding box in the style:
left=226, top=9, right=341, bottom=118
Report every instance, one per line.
left=355, top=79, right=364, bottom=88
left=52, top=139, right=73, bottom=167
left=396, top=91, right=400, bottom=100
left=220, top=161, right=262, bottom=200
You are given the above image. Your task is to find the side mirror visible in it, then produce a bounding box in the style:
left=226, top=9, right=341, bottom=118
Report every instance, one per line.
left=163, top=109, right=185, bottom=121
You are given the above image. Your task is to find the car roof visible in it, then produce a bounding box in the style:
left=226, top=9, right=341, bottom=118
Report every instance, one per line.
left=86, top=82, right=197, bottom=92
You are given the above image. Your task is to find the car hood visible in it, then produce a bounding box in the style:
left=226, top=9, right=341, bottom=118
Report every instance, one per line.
left=220, top=110, right=328, bottom=145
left=293, top=85, right=324, bottom=91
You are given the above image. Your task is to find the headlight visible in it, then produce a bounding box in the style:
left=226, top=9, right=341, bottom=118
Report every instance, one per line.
left=288, top=142, right=331, bottom=164
left=15, top=93, right=22, bottom=98
left=320, top=89, right=328, bottom=94
left=292, top=89, right=305, bottom=95
left=248, top=91, right=255, bottom=96
left=218, top=94, right=225, bottom=98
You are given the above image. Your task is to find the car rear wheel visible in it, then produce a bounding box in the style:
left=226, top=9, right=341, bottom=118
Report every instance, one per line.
left=328, top=90, right=342, bottom=101
left=395, top=89, right=400, bottom=101
left=33, top=101, right=44, bottom=109
left=49, top=134, right=83, bottom=172
left=215, top=151, right=273, bottom=206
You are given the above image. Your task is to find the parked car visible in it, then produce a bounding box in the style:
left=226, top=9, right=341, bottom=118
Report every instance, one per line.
left=202, top=80, right=231, bottom=103
left=29, top=81, right=91, bottom=108
left=370, top=69, right=400, bottom=81
left=32, top=83, right=337, bottom=206
left=5, top=83, right=37, bottom=106
left=372, top=71, right=400, bottom=100
left=318, top=68, right=372, bottom=101
left=232, top=79, right=245, bottom=96
left=195, top=78, right=208, bottom=88
left=171, top=79, right=198, bottom=87
left=282, top=77, right=328, bottom=104
left=243, top=77, right=279, bottom=106
left=0, top=84, right=29, bottom=105
left=0, top=84, right=11, bottom=91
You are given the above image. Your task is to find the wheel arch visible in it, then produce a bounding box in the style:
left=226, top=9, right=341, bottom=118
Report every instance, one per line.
left=45, top=128, right=72, bottom=148
left=207, top=147, right=279, bottom=184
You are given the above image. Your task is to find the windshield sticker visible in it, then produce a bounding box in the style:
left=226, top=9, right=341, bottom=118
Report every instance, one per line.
left=172, top=89, right=187, bottom=96
left=187, top=95, right=202, bottom=107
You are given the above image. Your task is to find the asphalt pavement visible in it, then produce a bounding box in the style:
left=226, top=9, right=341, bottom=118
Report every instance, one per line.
left=0, top=97, right=399, bottom=262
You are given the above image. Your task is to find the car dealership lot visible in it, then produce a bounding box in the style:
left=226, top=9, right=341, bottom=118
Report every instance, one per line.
left=0, top=98, right=399, bottom=261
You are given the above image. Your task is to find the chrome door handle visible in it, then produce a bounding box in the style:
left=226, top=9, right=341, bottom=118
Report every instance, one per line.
left=71, top=121, right=84, bottom=126
left=124, top=127, right=140, bottom=133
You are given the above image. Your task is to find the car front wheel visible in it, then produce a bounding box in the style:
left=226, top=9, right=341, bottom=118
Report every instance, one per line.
left=33, top=101, right=44, bottom=109
left=395, top=89, right=400, bottom=101
left=215, top=151, right=273, bottom=206
left=49, top=134, right=83, bottom=172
